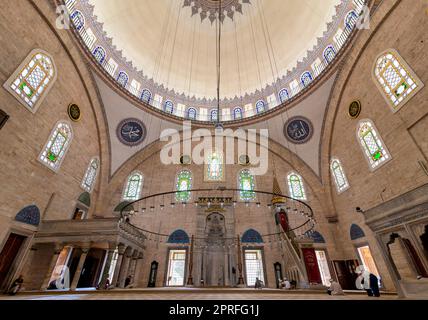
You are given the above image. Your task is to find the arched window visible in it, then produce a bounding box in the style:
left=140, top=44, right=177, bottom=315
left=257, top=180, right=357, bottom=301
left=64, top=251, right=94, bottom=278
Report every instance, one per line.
left=304, top=231, right=326, bottom=243
left=140, top=89, right=152, bottom=103
left=15, top=205, right=40, bottom=226
left=167, top=229, right=190, bottom=244
left=323, top=45, right=336, bottom=64
left=357, top=120, right=391, bottom=170
left=70, top=10, right=85, bottom=31
left=300, top=72, right=313, bottom=87
left=373, top=49, right=423, bottom=112
left=4, top=49, right=57, bottom=113
left=117, top=71, right=129, bottom=87
left=242, top=229, right=263, bottom=243
left=122, top=172, right=144, bottom=201
left=81, top=157, right=99, bottom=193
left=92, top=46, right=106, bottom=64
left=187, top=108, right=197, bottom=120
left=38, top=121, right=73, bottom=172
left=164, top=100, right=174, bottom=114
left=345, top=10, right=359, bottom=30
left=330, top=158, right=349, bottom=193
left=255, top=100, right=266, bottom=114
left=175, top=170, right=192, bottom=202
left=210, top=109, right=218, bottom=122
left=287, top=172, right=306, bottom=200
left=238, top=169, right=256, bottom=201
left=278, top=88, right=289, bottom=103
left=205, top=150, right=224, bottom=181
left=233, top=107, right=243, bottom=120
left=350, top=224, right=366, bottom=240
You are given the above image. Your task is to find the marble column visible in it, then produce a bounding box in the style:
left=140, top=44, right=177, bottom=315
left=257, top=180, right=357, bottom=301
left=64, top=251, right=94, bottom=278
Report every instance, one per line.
left=40, top=243, right=64, bottom=290
left=118, top=247, right=133, bottom=288
left=98, top=242, right=117, bottom=289
left=111, top=244, right=126, bottom=287
left=70, top=245, right=91, bottom=290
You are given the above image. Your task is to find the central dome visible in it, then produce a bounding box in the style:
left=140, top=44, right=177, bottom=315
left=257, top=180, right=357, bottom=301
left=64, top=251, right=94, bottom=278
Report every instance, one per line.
left=88, top=0, right=341, bottom=101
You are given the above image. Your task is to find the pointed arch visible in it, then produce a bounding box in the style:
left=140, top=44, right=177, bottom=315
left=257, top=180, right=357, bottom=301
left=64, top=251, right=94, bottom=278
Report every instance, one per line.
left=15, top=205, right=40, bottom=226
left=350, top=224, right=366, bottom=240
left=38, top=121, right=73, bottom=172
left=300, top=71, right=313, bottom=87
left=238, top=169, right=256, bottom=201
left=4, top=49, right=57, bottom=113
left=167, top=229, right=190, bottom=244
left=255, top=100, right=266, bottom=114
left=122, top=171, right=144, bottom=201
left=330, top=158, right=349, bottom=193
left=70, top=10, right=85, bottom=31
left=323, top=45, right=336, bottom=64
left=187, top=107, right=197, bottom=120
left=287, top=172, right=306, bottom=200
left=278, top=88, right=289, bottom=103
left=164, top=100, right=174, bottom=114
left=233, top=107, right=243, bottom=120
left=117, top=71, right=129, bottom=87
left=81, top=157, right=99, bottom=193
left=205, top=150, right=224, bottom=181
left=175, top=170, right=192, bottom=202
left=140, top=89, right=152, bottom=103
left=242, top=229, right=263, bottom=243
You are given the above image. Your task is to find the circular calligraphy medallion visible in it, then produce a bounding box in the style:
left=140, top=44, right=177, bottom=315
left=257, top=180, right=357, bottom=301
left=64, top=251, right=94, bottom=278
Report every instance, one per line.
left=68, top=103, right=81, bottom=122
left=348, top=100, right=362, bottom=119
left=239, top=154, right=250, bottom=166
left=284, top=116, right=314, bottom=144
left=116, top=118, right=146, bottom=147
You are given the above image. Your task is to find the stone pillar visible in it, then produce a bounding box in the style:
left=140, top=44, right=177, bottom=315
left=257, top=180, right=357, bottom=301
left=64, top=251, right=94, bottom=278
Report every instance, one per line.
left=40, top=243, right=63, bottom=290
left=118, top=247, right=133, bottom=288
left=111, top=244, right=126, bottom=287
left=132, top=252, right=144, bottom=286
left=98, top=242, right=117, bottom=289
left=127, top=251, right=139, bottom=286
left=187, top=235, right=195, bottom=286
left=237, top=235, right=245, bottom=286
left=70, top=245, right=91, bottom=290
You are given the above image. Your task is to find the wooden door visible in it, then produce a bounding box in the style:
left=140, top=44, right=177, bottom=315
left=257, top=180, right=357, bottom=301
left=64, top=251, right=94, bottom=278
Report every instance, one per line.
left=0, top=233, right=26, bottom=287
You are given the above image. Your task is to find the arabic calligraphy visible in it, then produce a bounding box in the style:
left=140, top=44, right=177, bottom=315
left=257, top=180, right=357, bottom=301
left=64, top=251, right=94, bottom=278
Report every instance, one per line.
left=284, top=117, right=313, bottom=144
left=116, top=118, right=146, bottom=146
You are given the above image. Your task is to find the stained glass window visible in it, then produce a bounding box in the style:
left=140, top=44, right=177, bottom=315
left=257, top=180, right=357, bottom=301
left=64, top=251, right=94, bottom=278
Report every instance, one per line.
left=123, top=172, right=144, bottom=201
left=70, top=10, right=85, bottom=31
left=81, top=158, right=99, bottom=193
left=141, top=89, right=152, bottom=103
left=93, top=46, right=106, bottom=64
left=164, top=100, right=174, bottom=114
left=357, top=120, right=390, bottom=170
left=38, top=121, right=73, bottom=172
left=5, top=50, right=56, bottom=113
left=239, top=169, right=256, bottom=201
left=210, top=109, right=218, bottom=122
left=278, top=89, right=289, bottom=103
left=374, top=50, right=423, bottom=111
left=255, top=100, right=266, bottom=114
left=206, top=151, right=224, bottom=181
left=345, top=10, right=359, bottom=30
left=287, top=172, right=306, bottom=200
left=117, top=71, right=128, bottom=87
left=175, top=170, right=192, bottom=202
left=323, top=45, right=336, bottom=64
left=330, top=158, right=349, bottom=193
left=300, top=72, right=313, bottom=87
left=233, top=107, right=243, bottom=120
left=187, top=108, right=197, bottom=120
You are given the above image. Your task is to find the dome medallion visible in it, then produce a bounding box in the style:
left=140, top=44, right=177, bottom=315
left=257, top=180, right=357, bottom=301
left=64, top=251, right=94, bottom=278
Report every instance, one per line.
left=183, top=0, right=251, bottom=23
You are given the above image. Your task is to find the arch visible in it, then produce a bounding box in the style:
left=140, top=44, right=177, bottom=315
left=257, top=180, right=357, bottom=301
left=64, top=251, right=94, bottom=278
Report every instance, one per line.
left=117, top=71, right=129, bottom=87
left=242, top=229, right=263, bottom=243
left=70, top=10, right=85, bottom=31
left=122, top=171, right=144, bottom=201
left=350, top=224, right=366, bottom=240
left=114, top=201, right=135, bottom=213
left=210, top=109, right=218, bottom=122
left=345, top=10, right=359, bottom=30
left=278, top=88, right=289, bottom=103
left=300, top=71, right=313, bottom=87
left=92, top=46, right=106, bottom=64
left=81, top=157, right=99, bottom=193
left=306, top=231, right=326, bottom=243
left=373, top=49, right=424, bottom=112
left=233, top=107, right=243, bottom=120
left=15, top=205, right=40, bottom=226
left=187, top=107, right=197, bottom=120
left=38, top=121, right=73, bottom=172
left=330, top=158, right=349, bottom=193
left=205, top=150, right=224, bottom=181
left=4, top=49, right=57, bottom=113
left=77, top=192, right=91, bottom=207
left=323, top=45, right=336, bottom=64
left=255, top=100, right=266, bottom=114
left=164, top=100, right=174, bottom=114
left=287, top=172, right=307, bottom=200
left=357, top=119, right=391, bottom=170
left=238, top=169, right=256, bottom=201
left=140, top=88, right=152, bottom=103
left=167, top=229, right=190, bottom=244
left=175, top=170, right=192, bottom=202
